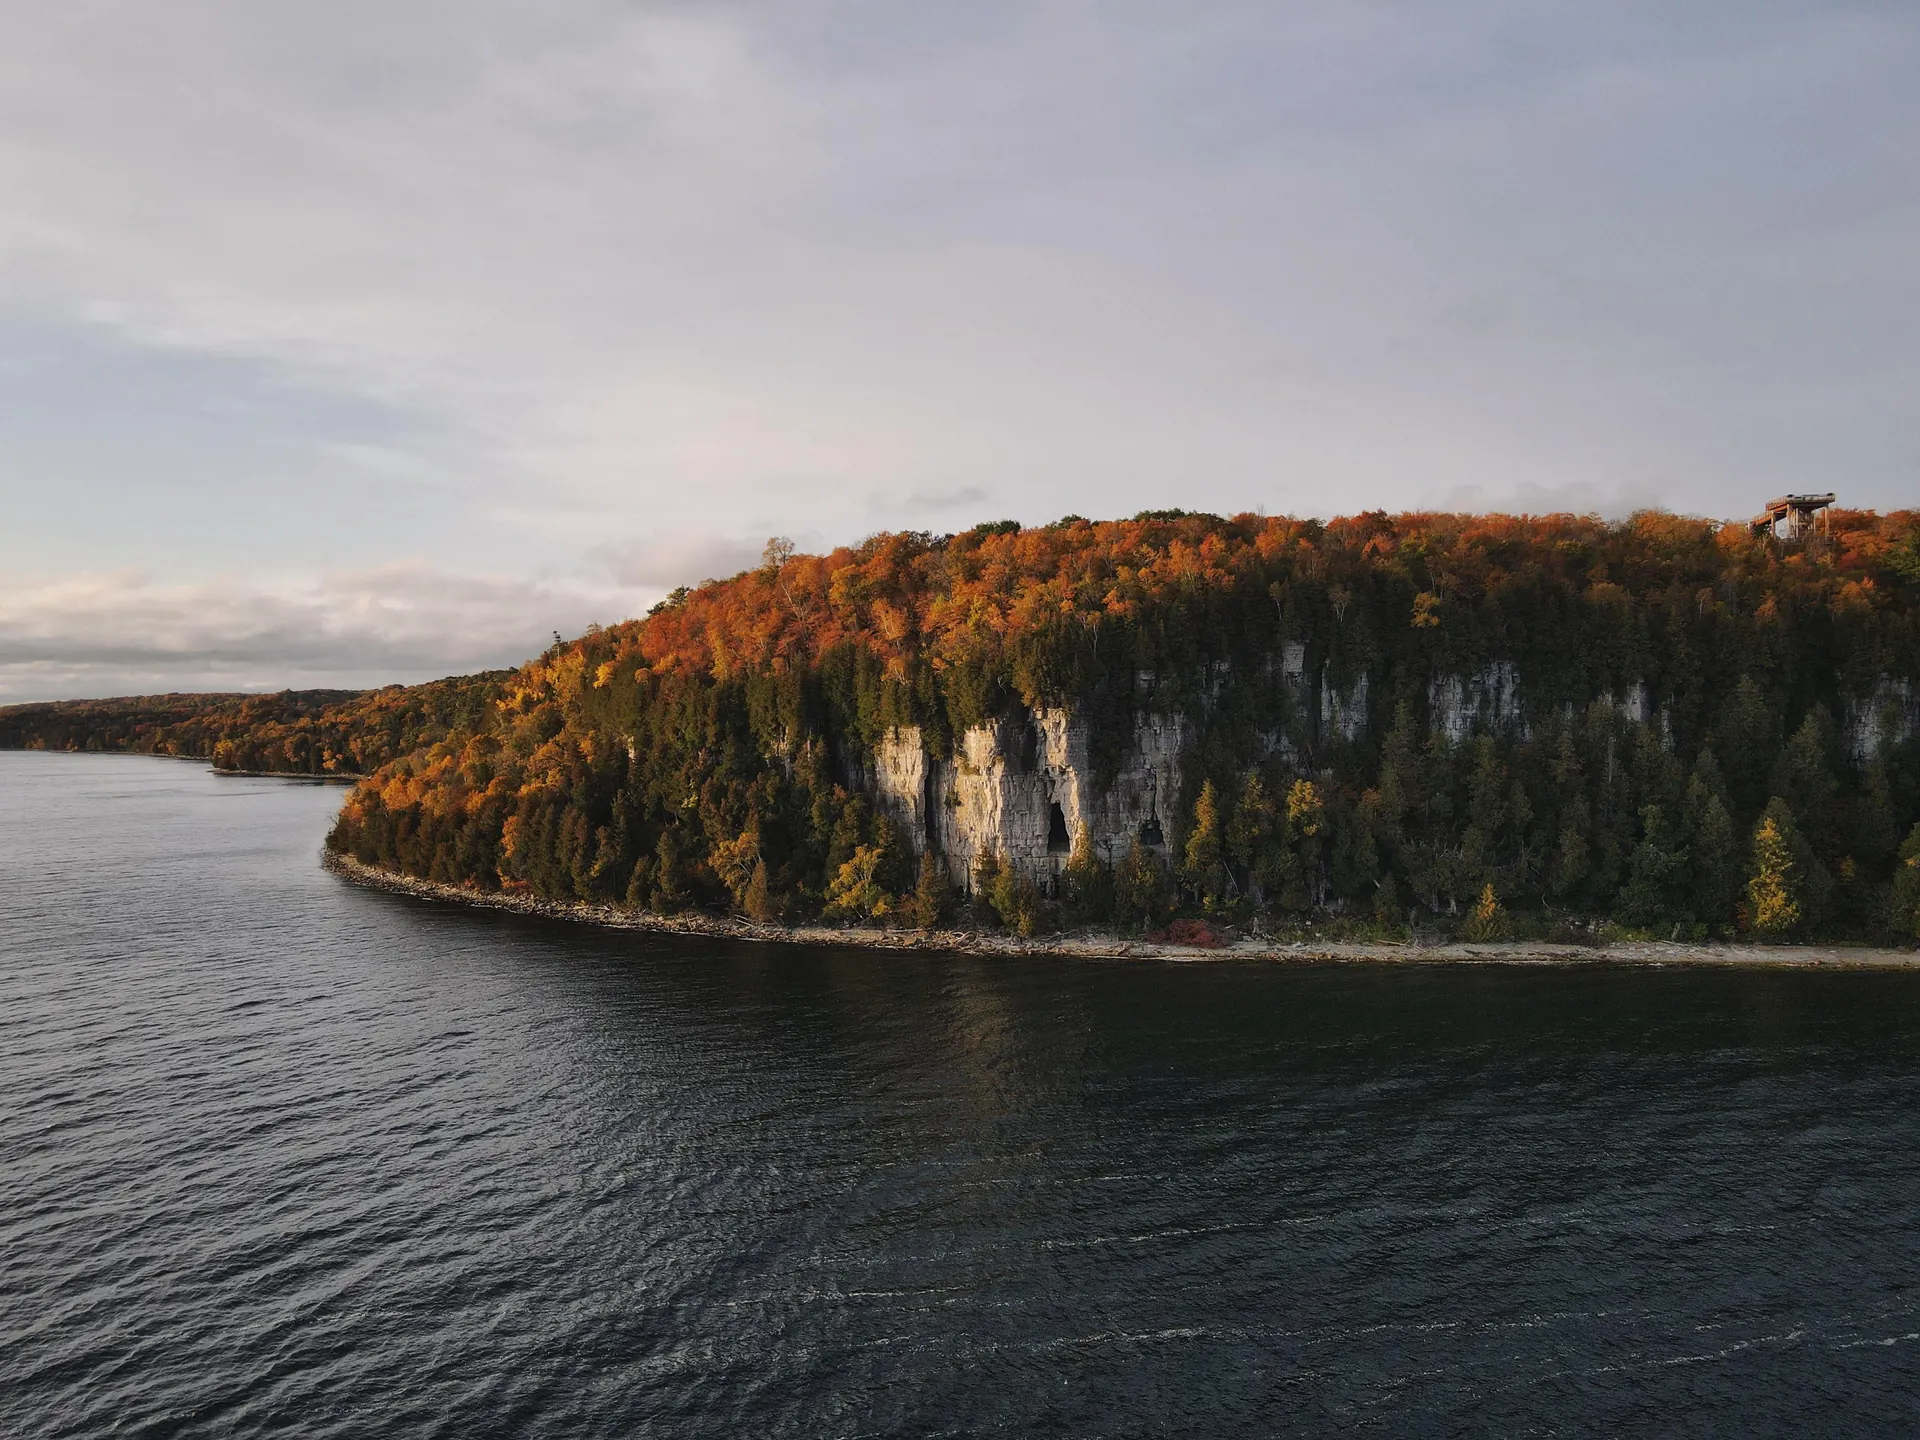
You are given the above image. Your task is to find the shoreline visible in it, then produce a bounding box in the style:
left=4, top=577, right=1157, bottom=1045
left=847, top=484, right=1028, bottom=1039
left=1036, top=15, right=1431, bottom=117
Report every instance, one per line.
left=324, top=852, right=1920, bottom=970
left=2, top=749, right=363, bottom=782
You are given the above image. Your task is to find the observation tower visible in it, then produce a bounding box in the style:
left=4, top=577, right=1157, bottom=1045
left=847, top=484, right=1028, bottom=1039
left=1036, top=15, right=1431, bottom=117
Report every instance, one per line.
left=1751, top=493, right=1835, bottom=542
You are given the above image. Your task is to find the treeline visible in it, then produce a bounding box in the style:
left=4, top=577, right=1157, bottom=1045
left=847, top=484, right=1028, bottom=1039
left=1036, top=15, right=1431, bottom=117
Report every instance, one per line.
left=0, top=673, right=508, bottom=777
left=325, top=509, right=1920, bottom=943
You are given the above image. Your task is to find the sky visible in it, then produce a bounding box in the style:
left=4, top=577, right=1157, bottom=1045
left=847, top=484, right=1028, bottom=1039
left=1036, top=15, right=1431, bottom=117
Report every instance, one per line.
left=1, top=1, right=1915, bottom=700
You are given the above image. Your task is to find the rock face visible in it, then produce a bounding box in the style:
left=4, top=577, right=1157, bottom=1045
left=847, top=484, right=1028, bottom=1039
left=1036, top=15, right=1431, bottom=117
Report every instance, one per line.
left=871, top=711, right=1187, bottom=890
left=1427, top=663, right=1527, bottom=743
left=1320, top=670, right=1369, bottom=743
left=1847, top=678, right=1918, bottom=764
left=864, top=663, right=1918, bottom=888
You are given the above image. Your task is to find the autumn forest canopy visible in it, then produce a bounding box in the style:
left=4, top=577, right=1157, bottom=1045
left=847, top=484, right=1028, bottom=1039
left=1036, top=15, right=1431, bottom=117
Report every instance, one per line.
left=9, top=508, right=1920, bottom=943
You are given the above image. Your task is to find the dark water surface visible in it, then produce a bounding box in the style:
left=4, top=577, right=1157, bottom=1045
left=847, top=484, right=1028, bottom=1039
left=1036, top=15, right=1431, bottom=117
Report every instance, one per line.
left=6, top=753, right=1920, bottom=1436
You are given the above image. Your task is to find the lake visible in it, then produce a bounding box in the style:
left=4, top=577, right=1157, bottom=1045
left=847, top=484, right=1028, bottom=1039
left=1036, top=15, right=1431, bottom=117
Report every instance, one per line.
left=5, top=750, right=1920, bottom=1436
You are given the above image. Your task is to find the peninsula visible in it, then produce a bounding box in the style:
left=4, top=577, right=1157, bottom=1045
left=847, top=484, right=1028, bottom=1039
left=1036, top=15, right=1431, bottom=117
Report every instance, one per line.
left=327, top=508, right=1920, bottom=951
left=11, top=508, right=1920, bottom=953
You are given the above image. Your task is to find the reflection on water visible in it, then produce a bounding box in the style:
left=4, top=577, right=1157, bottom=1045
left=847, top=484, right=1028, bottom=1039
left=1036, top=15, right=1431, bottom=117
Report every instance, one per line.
left=6, top=751, right=1920, bottom=1437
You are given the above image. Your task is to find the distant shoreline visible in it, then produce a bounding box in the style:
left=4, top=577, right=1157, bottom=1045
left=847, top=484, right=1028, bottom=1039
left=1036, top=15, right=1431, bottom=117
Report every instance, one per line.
left=2, top=749, right=362, bottom=783
left=323, top=852, right=1920, bottom=970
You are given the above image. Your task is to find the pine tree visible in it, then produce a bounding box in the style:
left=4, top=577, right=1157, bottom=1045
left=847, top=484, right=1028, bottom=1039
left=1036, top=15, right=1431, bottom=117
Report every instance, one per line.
left=1747, top=805, right=1802, bottom=938
left=624, top=853, right=655, bottom=910
left=970, top=850, right=1004, bottom=928
left=1718, top=676, right=1777, bottom=821
left=1770, top=708, right=1841, bottom=862
left=1687, top=784, right=1741, bottom=931
left=743, top=858, right=780, bottom=922
left=1614, top=804, right=1690, bottom=930
left=1225, top=773, right=1278, bottom=905
left=1889, top=823, right=1920, bottom=942
left=1062, top=823, right=1113, bottom=923
left=1115, top=838, right=1174, bottom=932
left=988, top=860, right=1043, bottom=936
left=652, top=829, right=692, bottom=914
left=1461, top=739, right=1507, bottom=896
left=907, top=848, right=952, bottom=930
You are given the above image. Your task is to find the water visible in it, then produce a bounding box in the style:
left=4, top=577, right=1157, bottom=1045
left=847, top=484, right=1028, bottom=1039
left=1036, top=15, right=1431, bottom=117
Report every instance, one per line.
left=6, top=753, right=1920, bottom=1436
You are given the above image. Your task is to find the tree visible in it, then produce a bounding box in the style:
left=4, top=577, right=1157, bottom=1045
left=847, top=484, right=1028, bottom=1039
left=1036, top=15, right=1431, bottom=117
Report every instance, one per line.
left=1462, top=883, right=1511, bottom=941
left=1062, top=823, right=1113, bottom=923
left=1182, top=780, right=1229, bottom=911
left=1770, top=708, right=1841, bottom=862
left=1890, top=823, right=1920, bottom=941
left=825, top=844, right=891, bottom=921
left=1115, top=839, right=1174, bottom=932
left=1718, top=676, right=1777, bottom=821
left=1284, top=777, right=1329, bottom=911
left=989, top=864, right=1044, bottom=937
left=970, top=851, right=1005, bottom=929
left=906, top=848, right=952, bottom=930
left=1688, top=786, right=1742, bottom=931
left=652, top=829, right=692, bottom=914
left=710, top=827, right=760, bottom=911
left=1225, top=773, right=1276, bottom=899
left=743, top=859, right=780, bottom=922
left=1614, top=804, right=1690, bottom=930
left=1746, top=803, right=1802, bottom=938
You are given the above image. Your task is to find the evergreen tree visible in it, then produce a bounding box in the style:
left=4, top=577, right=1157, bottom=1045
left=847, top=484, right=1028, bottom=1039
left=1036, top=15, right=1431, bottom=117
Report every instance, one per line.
left=1687, top=784, right=1742, bottom=931
left=990, top=867, right=1044, bottom=937
left=1718, top=676, right=1778, bottom=822
left=743, top=858, right=780, bottom=922
left=970, top=851, right=1004, bottom=929
left=906, top=848, right=952, bottom=929
left=652, top=828, right=692, bottom=914
left=1062, top=823, right=1113, bottom=923
left=624, top=853, right=655, bottom=909
left=1890, top=823, right=1920, bottom=941
left=1614, top=804, right=1690, bottom=930
left=1770, top=708, right=1842, bottom=863
left=1225, top=773, right=1279, bottom=905
left=1461, top=738, right=1509, bottom=895
left=1115, top=839, right=1174, bottom=932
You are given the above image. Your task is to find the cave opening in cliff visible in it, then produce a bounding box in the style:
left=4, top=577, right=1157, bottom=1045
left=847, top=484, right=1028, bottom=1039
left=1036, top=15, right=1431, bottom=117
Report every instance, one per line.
left=1015, top=719, right=1040, bottom=774
left=1139, top=813, right=1164, bottom=847
left=1047, top=802, right=1070, bottom=852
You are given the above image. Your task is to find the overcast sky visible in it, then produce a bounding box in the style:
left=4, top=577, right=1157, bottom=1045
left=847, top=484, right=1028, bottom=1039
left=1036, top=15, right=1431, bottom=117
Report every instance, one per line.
left=2, top=1, right=1915, bottom=699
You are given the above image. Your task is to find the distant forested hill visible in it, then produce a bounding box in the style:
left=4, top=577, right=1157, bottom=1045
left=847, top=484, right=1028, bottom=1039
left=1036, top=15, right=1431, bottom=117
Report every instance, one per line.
left=319, top=509, right=1920, bottom=943
left=0, top=673, right=508, bottom=777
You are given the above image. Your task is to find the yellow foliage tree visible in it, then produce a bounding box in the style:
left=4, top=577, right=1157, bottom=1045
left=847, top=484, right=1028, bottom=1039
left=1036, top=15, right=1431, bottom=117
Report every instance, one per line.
left=825, top=845, right=891, bottom=922
left=1462, top=882, right=1510, bottom=941
left=1747, top=813, right=1801, bottom=938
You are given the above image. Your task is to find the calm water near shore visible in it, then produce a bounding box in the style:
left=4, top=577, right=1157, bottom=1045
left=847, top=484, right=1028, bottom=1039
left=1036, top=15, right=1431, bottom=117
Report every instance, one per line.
left=7, top=751, right=1920, bottom=1436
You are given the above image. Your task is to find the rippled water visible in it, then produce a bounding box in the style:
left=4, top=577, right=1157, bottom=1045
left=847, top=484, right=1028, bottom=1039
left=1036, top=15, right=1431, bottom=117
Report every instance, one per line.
left=7, top=752, right=1920, bottom=1435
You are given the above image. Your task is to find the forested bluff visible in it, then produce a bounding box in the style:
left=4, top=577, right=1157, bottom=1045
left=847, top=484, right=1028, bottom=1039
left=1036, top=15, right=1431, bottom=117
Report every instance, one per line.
left=0, top=674, right=504, bottom=779
left=11, top=509, right=1920, bottom=944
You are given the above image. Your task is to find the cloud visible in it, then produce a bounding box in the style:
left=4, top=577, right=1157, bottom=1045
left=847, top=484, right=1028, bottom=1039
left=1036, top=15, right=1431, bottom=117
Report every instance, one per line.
left=1417, top=478, right=1673, bottom=521
left=2, top=0, right=1912, bottom=559
left=0, top=0, right=1917, bottom=683
left=591, top=534, right=770, bottom=589
left=0, top=562, right=644, bottom=701
left=904, top=485, right=991, bottom=513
